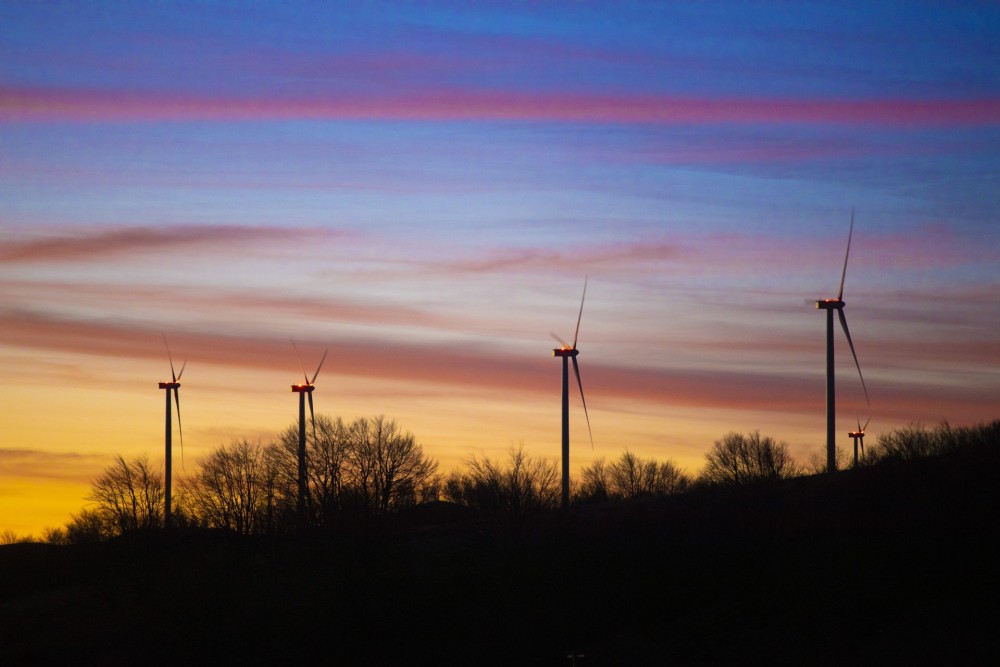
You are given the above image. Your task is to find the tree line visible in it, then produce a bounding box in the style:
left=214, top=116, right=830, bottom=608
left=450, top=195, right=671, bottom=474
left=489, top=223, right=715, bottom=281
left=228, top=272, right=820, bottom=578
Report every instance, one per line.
left=14, top=418, right=996, bottom=545
left=43, top=415, right=439, bottom=542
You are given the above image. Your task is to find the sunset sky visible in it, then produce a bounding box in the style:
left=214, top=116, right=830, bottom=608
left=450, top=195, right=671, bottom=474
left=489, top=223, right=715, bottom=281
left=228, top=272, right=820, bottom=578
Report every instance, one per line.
left=2, top=1, right=999, bottom=537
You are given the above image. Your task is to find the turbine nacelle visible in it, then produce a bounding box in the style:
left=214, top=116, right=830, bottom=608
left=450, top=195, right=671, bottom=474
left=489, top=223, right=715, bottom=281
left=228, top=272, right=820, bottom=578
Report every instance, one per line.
left=291, top=384, right=316, bottom=392
left=815, top=299, right=845, bottom=310
left=552, top=348, right=580, bottom=358
left=158, top=381, right=181, bottom=389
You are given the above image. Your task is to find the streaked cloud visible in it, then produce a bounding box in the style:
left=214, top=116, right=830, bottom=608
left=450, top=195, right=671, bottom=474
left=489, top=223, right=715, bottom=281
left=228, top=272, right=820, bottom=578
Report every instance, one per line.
left=445, top=241, right=687, bottom=274
left=0, top=308, right=993, bottom=426
left=0, top=280, right=457, bottom=332
left=0, top=448, right=108, bottom=483
left=4, top=86, right=998, bottom=126
left=0, top=224, right=336, bottom=264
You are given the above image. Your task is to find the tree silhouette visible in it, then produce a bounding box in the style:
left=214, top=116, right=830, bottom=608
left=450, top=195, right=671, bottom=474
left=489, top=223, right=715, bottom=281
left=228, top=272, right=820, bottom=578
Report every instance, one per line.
left=579, top=456, right=610, bottom=502
left=579, top=451, right=690, bottom=501
left=342, top=415, right=438, bottom=517
left=444, top=445, right=559, bottom=522
left=43, top=508, right=112, bottom=544
left=1, top=529, right=29, bottom=545
left=865, top=419, right=1000, bottom=464
left=806, top=446, right=850, bottom=474
left=274, top=415, right=349, bottom=528
left=699, top=431, right=797, bottom=485
left=181, top=439, right=279, bottom=535
left=86, top=454, right=164, bottom=534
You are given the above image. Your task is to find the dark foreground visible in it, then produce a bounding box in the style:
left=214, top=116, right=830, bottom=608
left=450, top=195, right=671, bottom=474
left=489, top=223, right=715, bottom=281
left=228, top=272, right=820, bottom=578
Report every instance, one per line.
left=3, top=447, right=998, bottom=665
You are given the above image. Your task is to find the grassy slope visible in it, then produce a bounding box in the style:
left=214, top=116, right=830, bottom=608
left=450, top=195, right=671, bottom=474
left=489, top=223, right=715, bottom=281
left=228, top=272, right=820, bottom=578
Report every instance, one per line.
left=2, top=440, right=998, bottom=665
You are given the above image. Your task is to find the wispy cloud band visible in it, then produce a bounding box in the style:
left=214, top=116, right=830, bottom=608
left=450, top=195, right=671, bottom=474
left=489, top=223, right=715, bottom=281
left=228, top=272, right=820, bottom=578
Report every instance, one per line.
left=4, top=87, right=999, bottom=126
left=1, top=309, right=993, bottom=425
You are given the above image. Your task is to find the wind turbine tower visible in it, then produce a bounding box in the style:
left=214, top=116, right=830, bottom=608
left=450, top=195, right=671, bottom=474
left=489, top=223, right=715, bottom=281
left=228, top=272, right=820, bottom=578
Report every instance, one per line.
left=158, top=336, right=185, bottom=529
left=815, top=210, right=869, bottom=473
left=291, top=342, right=327, bottom=527
left=849, top=417, right=870, bottom=467
left=552, top=278, right=594, bottom=509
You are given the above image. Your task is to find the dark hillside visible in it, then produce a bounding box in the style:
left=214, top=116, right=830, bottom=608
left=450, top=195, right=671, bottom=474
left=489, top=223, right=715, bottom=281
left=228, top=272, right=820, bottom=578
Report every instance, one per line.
left=3, top=439, right=998, bottom=665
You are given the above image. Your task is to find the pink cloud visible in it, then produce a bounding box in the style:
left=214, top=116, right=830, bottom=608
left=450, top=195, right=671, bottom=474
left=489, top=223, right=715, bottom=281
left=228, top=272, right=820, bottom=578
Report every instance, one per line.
left=857, top=223, right=1000, bottom=270
left=0, top=225, right=335, bottom=264
left=0, top=448, right=107, bottom=483
left=681, top=331, right=1000, bottom=370
left=1, top=310, right=995, bottom=428
left=0, top=279, right=459, bottom=332
left=3, top=86, right=998, bottom=126
left=433, top=223, right=998, bottom=282
left=445, top=241, right=687, bottom=273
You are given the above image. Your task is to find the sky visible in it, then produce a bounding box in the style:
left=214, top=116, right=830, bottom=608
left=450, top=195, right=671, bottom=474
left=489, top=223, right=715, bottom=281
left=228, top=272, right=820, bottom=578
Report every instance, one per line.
left=2, top=1, right=998, bottom=537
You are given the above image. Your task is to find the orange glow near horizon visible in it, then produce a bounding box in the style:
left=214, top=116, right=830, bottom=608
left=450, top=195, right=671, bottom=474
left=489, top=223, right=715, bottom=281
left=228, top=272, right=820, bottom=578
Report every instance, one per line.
left=4, top=324, right=996, bottom=538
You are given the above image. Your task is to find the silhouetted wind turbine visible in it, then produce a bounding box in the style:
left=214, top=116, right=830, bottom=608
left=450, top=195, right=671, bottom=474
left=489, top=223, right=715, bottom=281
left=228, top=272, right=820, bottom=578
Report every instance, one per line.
left=158, top=335, right=185, bottom=529
left=849, top=416, right=871, bottom=467
left=291, top=341, right=327, bottom=527
left=815, top=210, right=870, bottom=473
left=552, top=278, right=594, bottom=509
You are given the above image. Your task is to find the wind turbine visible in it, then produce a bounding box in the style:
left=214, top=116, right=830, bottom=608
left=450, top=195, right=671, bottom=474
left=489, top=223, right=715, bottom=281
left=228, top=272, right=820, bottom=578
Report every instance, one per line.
left=815, top=210, right=870, bottom=473
left=849, top=416, right=871, bottom=468
left=158, top=335, right=185, bottom=529
left=291, top=341, right=327, bottom=526
left=552, top=278, right=594, bottom=509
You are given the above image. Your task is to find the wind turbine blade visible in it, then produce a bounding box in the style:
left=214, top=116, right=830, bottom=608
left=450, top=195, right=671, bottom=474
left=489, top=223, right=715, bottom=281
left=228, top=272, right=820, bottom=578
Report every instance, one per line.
left=307, top=391, right=316, bottom=444
left=857, top=416, right=862, bottom=432
left=572, top=277, right=588, bottom=349
left=163, top=333, right=177, bottom=382
left=311, top=348, right=328, bottom=384
left=291, top=339, right=309, bottom=384
left=838, top=309, right=870, bottom=407
left=177, top=359, right=187, bottom=382
left=551, top=332, right=571, bottom=349
left=837, top=208, right=855, bottom=301
left=174, top=387, right=184, bottom=468
left=862, top=416, right=871, bottom=432
left=571, top=356, right=594, bottom=450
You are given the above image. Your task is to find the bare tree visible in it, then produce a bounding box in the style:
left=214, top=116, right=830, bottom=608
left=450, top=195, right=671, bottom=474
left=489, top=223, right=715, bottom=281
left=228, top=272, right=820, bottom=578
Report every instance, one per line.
left=181, top=439, right=279, bottom=535
left=51, top=508, right=113, bottom=544
left=578, top=456, right=610, bottom=502
left=1, top=529, right=31, bottom=545
left=274, top=415, right=349, bottom=527
left=579, top=451, right=690, bottom=501
left=444, top=445, right=559, bottom=520
left=609, top=450, right=689, bottom=498
left=86, top=454, right=164, bottom=534
left=344, top=415, right=438, bottom=516
left=699, top=431, right=798, bottom=485
left=806, top=446, right=850, bottom=474
left=864, top=420, right=1000, bottom=464
left=41, top=526, right=69, bottom=545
